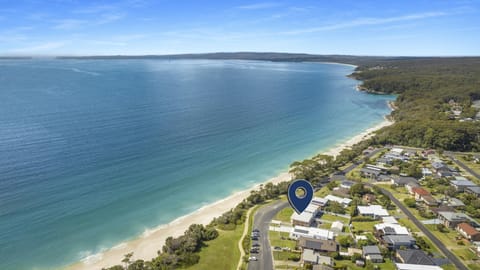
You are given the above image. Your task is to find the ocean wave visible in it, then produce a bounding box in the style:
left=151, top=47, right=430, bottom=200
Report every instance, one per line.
left=70, top=68, right=100, bottom=76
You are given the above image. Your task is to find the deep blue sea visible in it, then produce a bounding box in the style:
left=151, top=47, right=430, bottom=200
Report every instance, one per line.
left=0, top=59, right=393, bottom=270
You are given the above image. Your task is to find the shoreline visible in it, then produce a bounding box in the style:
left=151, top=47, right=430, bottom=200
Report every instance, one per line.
left=65, top=114, right=394, bottom=270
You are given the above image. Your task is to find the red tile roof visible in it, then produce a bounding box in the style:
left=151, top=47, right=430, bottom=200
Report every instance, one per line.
left=457, top=223, right=479, bottom=236
left=412, top=187, right=429, bottom=196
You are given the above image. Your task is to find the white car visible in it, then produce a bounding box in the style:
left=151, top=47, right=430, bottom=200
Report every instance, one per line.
left=249, top=256, right=258, bottom=261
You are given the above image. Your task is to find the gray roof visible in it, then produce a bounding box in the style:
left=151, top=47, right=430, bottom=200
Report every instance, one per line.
left=298, top=237, right=338, bottom=252
left=438, top=211, right=471, bottom=222
left=392, top=176, right=418, bottom=185
left=467, top=186, right=480, bottom=194
left=360, top=168, right=382, bottom=176
left=396, top=250, right=435, bottom=265
left=363, top=245, right=381, bottom=255
left=368, top=254, right=384, bottom=261
left=384, top=235, right=416, bottom=244
left=450, top=180, right=477, bottom=187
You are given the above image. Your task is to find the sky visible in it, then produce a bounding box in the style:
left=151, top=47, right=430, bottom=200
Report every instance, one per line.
left=0, top=0, right=479, bottom=56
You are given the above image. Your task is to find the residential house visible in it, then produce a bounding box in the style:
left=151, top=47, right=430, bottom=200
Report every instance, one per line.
left=324, top=195, right=352, bottom=207
left=437, top=211, right=474, bottom=228
left=437, top=171, right=453, bottom=178
left=411, top=187, right=438, bottom=206
left=431, top=161, right=447, bottom=173
left=330, top=221, right=344, bottom=232
left=311, top=197, right=329, bottom=208
left=421, top=168, right=433, bottom=178
left=340, top=180, right=355, bottom=189
left=290, top=226, right=335, bottom=240
left=298, top=237, right=338, bottom=253
left=383, top=235, right=416, bottom=250
left=291, top=211, right=315, bottom=227
left=412, top=187, right=429, bottom=200
left=377, top=157, right=393, bottom=166
left=395, top=250, right=435, bottom=265
left=362, top=245, right=383, bottom=263
left=395, top=263, right=443, bottom=270
left=456, top=222, right=480, bottom=241
left=302, top=249, right=334, bottom=266
left=450, top=180, right=477, bottom=192
left=391, top=176, right=419, bottom=187
left=375, top=223, right=410, bottom=236
left=465, top=186, right=480, bottom=198
left=360, top=167, right=383, bottom=180
left=406, top=182, right=420, bottom=194
left=444, top=197, right=465, bottom=209
left=382, top=216, right=399, bottom=224
left=421, top=194, right=439, bottom=207
left=357, top=205, right=389, bottom=219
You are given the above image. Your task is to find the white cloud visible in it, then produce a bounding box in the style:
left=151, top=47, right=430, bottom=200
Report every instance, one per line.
left=53, top=19, right=86, bottom=30
left=96, top=13, right=125, bottom=24
left=236, top=2, right=281, bottom=10
left=11, top=42, right=66, bottom=53
left=282, top=11, right=447, bottom=35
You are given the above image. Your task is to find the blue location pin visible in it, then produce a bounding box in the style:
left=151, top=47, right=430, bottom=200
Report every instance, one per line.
left=287, top=179, right=314, bottom=214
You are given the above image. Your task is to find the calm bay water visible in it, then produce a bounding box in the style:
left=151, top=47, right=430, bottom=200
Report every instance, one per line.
left=0, top=59, right=393, bottom=269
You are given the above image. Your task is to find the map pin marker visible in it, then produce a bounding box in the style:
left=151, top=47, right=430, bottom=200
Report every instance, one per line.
left=287, top=179, right=314, bottom=214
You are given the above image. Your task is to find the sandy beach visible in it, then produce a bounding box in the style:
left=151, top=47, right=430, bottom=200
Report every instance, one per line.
left=66, top=116, right=393, bottom=270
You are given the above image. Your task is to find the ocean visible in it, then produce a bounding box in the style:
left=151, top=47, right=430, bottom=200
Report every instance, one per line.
left=0, top=59, right=394, bottom=269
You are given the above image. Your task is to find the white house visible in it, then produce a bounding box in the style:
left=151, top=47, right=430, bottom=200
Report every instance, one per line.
left=357, top=205, right=389, bottom=219
left=289, top=225, right=335, bottom=240
left=324, top=195, right=352, bottom=207
left=375, top=223, right=410, bottom=235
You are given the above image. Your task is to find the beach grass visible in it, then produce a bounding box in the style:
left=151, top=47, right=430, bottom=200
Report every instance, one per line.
left=187, top=226, right=243, bottom=270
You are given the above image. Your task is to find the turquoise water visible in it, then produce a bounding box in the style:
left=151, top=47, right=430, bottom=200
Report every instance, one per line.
left=0, top=59, right=393, bottom=270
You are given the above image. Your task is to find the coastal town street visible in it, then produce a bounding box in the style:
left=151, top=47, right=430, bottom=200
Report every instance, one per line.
left=248, top=201, right=289, bottom=270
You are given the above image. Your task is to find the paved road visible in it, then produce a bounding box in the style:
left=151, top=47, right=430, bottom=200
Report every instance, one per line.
left=248, top=201, right=289, bottom=270
left=445, top=152, right=480, bottom=179
left=369, top=184, right=468, bottom=270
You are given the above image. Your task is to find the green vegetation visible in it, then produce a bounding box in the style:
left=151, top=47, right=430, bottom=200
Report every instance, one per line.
left=187, top=226, right=243, bottom=270
left=104, top=182, right=290, bottom=269
left=273, top=207, right=294, bottom=223
left=268, top=231, right=297, bottom=249
left=353, top=58, right=480, bottom=151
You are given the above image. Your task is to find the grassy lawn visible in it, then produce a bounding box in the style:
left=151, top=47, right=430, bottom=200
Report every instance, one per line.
left=188, top=225, right=243, bottom=270
left=272, top=250, right=300, bottom=262
left=314, top=186, right=331, bottom=197
left=269, top=231, right=297, bottom=249
left=468, top=264, right=480, bottom=270
left=320, top=213, right=350, bottom=223
left=424, top=224, right=478, bottom=264
left=274, top=207, right=293, bottom=223
left=457, top=155, right=480, bottom=175
left=351, top=221, right=380, bottom=233
left=441, top=264, right=457, bottom=270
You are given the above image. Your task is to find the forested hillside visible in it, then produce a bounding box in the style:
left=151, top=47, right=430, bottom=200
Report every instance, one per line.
left=352, top=58, right=480, bottom=151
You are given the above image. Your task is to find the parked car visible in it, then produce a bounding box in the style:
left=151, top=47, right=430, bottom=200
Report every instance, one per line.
left=250, top=248, right=259, bottom=253
left=248, top=256, right=258, bottom=261
left=252, top=243, right=260, bottom=247
left=252, top=228, right=260, bottom=232
left=273, top=246, right=281, bottom=251
left=251, top=236, right=258, bottom=241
